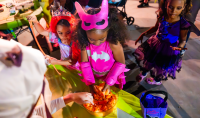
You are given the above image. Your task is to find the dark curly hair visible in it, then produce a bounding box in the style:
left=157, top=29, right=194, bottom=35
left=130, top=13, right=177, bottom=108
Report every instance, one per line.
left=157, top=0, right=192, bottom=22
left=57, top=19, right=70, bottom=27
left=74, top=8, right=129, bottom=50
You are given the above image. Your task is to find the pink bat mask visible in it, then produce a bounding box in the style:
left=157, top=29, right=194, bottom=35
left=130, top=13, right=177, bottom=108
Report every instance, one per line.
left=75, top=0, right=108, bottom=30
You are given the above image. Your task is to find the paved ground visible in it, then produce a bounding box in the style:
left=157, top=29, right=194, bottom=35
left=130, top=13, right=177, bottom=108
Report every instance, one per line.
left=1, top=0, right=200, bottom=118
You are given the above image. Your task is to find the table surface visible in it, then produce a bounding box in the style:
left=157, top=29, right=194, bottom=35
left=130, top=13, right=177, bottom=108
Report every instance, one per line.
left=0, top=1, right=43, bottom=30
left=0, top=6, right=16, bottom=24
left=0, top=5, right=35, bottom=25
left=42, top=65, right=172, bottom=118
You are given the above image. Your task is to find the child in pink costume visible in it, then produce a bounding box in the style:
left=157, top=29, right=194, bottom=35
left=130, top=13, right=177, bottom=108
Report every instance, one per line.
left=75, top=0, right=129, bottom=92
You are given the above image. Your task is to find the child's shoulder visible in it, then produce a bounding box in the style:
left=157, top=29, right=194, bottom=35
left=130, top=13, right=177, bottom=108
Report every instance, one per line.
left=180, top=17, right=191, bottom=30
left=109, top=41, right=123, bottom=51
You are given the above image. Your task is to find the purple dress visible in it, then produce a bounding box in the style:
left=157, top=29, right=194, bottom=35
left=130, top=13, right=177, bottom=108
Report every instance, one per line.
left=133, top=17, right=190, bottom=80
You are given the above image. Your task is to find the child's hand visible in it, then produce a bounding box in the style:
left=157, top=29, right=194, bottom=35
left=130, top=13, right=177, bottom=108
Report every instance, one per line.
left=6, top=34, right=13, bottom=41
left=0, top=31, right=13, bottom=40
left=102, top=83, right=111, bottom=93
left=135, top=34, right=144, bottom=45
left=27, top=15, right=38, bottom=23
left=170, top=46, right=187, bottom=51
left=124, top=40, right=139, bottom=49
left=71, top=92, right=94, bottom=105
left=45, top=55, right=57, bottom=60
left=89, top=85, right=95, bottom=94
left=45, top=55, right=57, bottom=65
left=45, top=55, right=51, bottom=65
left=50, top=1, right=61, bottom=11
left=50, top=5, right=57, bottom=11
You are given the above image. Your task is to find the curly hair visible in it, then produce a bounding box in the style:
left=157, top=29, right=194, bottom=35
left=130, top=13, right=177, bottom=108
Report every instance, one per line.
left=74, top=8, right=129, bottom=50
left=156, top=0, right=192, bottom=22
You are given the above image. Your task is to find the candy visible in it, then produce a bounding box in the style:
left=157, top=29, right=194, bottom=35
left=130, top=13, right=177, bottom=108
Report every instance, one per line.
left=83, top=83, right=117, bottom=112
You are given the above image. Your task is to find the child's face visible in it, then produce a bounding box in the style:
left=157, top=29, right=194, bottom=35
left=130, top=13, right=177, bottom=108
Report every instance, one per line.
left=56, top=25, right=71, bottom=44
left=86, top=29, right=108, bottom=46
left=166, top=0, right=185, bottom=19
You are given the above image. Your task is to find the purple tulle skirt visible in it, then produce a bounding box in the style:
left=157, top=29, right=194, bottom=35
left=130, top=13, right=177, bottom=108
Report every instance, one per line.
left=133, top=35, right=182, bottom=80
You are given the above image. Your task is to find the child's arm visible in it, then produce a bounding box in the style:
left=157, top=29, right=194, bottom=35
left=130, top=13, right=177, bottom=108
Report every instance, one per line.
left=27, top=15, right=49, bottom=37
left=34, top=92, right=93, bottom=117
left=50, top=59, right=73, bottom=66
left=81, top=49, right=96, bottom=93
left=45, top=55, right=72, bottom=66
left=135, top=18, right=159, bottom=45
left=0, top=31, right=6, bottom=37
left=63, top=92, right=94, bottom=105
left=171, top=30, right=189, bottom=51
left=102, top=41, right=126, bottom=91
left=0, top=31, right=12, bottom=40
left=81, top=49, right=88, bottom=62
left=178, top=30, right=188, bottom=48
left=110, top=41, right=125, bottom=64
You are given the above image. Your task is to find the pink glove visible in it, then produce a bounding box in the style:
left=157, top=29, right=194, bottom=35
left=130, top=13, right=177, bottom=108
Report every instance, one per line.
left=80, top=62, right=95, bottom=86
left=118, top=73, right=126, bottom=89
left=105, top=62, right=126, bottom=86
